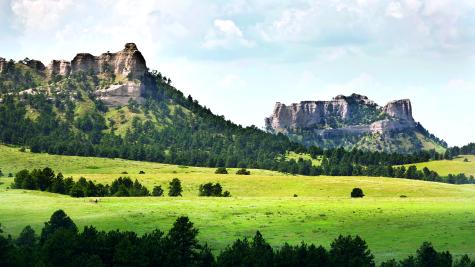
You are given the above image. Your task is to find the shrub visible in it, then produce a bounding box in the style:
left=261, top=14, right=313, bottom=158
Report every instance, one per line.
left=0, top=169, right=3, bottom=177
left=215, top=167, right=228, bottom=174
left=464, top=158, right=469, bottom=162
left=199, top=182, right=230, bottom=197
left=139, top=170, right=145, bottom=174
left=236, top=168, right=250, bottom=175
left=293, top=194, right=298, bottom=197
left=168, top=178, right=183, bottom=197
left=121, top=171, right=128, bottom=174
left=8, top=173, right=13, bottom=177
left=351, top=188, right=365, bottom=198
left=152, top=185, right=164, bottom=197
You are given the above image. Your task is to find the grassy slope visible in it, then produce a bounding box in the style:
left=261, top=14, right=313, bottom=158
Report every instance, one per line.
left=1, top=145, right=475, bottom=262
left=404, top=155, right=475, bottom=177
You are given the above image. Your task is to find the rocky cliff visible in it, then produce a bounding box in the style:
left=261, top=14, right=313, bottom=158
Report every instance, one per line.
left=48, top=43, right=147, bottom=80
left=0, top=57, right=6, bottom=73
left=0, top=43, right=150, bottom=106
left=265, top=94, right=443, bottom=153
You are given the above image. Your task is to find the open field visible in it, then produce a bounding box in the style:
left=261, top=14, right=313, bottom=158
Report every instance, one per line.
left=404, top=155, right=475, bottom=177
left=1, top=144, right=475, bottom=262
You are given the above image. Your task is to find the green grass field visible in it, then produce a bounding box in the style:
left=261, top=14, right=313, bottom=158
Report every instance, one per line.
left=1, top=144, right=475, bottom=262
left=405, top=155, right=475, bottom=177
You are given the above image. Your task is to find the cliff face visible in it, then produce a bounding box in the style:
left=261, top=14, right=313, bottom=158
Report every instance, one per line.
left=48, top=60, right=71, bottom=76
left=0, top=57, right=6, bottom=73
left=265, top=94, right=381, bottom=130
left=48, top=43, right=147, bottom=79
left=265, top=94, right=439, bottom=153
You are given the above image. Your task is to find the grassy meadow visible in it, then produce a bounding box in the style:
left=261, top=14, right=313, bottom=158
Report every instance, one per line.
left=1, top=144, right=475, bottom=262
left=404, top=155, right=475, bottom=177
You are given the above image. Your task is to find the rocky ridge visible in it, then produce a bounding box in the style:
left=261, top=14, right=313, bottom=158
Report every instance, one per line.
left=266, top=93, right=416, bottom=134
left=47, top=43, right=147, bottom=80
left=1, top=43, right=149, bottom=106
left=264, top=93, right=442, bottom=152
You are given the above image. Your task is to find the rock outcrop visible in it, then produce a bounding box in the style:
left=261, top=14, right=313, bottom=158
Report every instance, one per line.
left=48, top=43, right=147, bottom=79
left=48, top=60, right=71, bottom=76
left=0, top=57, right=6, bottom=73
left=266, top=94, right=416, bottom=134
left=94, top=81, right=145, bottom=106
left=265, top=94, right=423, bottom=150
left=22, top=59, right=46, bottom=72
left=383, top=99, right=413, bottom=121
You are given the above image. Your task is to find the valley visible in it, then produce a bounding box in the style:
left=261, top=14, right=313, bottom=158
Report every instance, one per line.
left=1, top=144, right=475, bottom=262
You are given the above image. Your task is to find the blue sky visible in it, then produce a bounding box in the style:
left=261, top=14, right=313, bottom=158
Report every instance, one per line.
left=0, top=0, right=474, bottom=146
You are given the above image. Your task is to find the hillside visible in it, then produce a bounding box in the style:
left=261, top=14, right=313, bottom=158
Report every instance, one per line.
left=1, top=145, right=475, bottom=262
left=404, top=155, right=475, bottom=177
left=265, top=94, right=447, bottom=154
left=0, top=43, right=304, bottom=171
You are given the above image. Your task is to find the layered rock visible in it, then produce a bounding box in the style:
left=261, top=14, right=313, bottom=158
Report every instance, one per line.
left=48, top=43, right=147, bottom=79
left=94, top=81, right=145, bottom=106
left=383, top=99, right=413, bottom=121
left=265, top=94, right=381, bottom=131
left=265, top=94, right=416, bottom=136
left=48, top=60, right=71, bottom=76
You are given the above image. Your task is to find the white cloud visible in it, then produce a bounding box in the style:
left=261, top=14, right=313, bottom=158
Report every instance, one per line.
left=10, top=0, right=73, bottom=32
left=214, top=19, right=243, bottom=37
left=203, top=19, right=254, bottom=49
left=386, top=1, right=404, bottom=19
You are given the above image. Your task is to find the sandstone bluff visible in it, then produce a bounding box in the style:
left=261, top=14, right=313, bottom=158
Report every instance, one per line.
left=4, top=43, right=149, bottom=106
left=265, top=94, right=446, bottom=153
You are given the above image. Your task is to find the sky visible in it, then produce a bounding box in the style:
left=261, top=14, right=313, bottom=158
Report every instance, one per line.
left=0, top=0, right=474, bottom=146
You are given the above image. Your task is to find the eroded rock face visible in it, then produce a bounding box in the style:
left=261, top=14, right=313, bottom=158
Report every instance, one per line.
left=0, top=57, right=6, bottom=73
left=265, top=94, right=416, bottom=135
left=66, top=43, right=147, bottom=79
left=94, top=81, right=145, bottom=106
left=48, top=60, right=71, bottom=76
left=383, top=99, right=413, bottom=121
left=265, top=94, right=380, bottom=131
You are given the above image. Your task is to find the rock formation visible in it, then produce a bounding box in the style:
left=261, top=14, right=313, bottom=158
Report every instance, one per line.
left=0, top=57, right=6, bottom=73
left=94, top=81, right=145, bottom=106
left=265, top=94, right=381, bottom=131
left=48, top=60, right=71, bottom=76
left=383, top=99, right=413, bottom=121
left=22, top=59, right=46, bottom=72
left=48, top=43, right=147, bottom=79
left=264, top=93, right=436, bottom=152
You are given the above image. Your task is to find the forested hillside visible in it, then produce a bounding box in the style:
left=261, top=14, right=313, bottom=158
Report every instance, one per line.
left=0, top=50, right=310, bottom=171
left=0, top=46, right=452, bottom=176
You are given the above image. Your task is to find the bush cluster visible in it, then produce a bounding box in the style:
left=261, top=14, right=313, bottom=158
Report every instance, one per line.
left=236, top=168, right=251, bottom=175
left=12, top=168, right=186, bottom=198
left=198, top=182, right=230, bottom=197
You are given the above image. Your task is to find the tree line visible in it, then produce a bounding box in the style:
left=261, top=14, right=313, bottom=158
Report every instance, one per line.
left=11, top=167, right=234, bottom=197
left=1, top=209, right=474, bottom=267
left=445, top=143, right=475, bottom=158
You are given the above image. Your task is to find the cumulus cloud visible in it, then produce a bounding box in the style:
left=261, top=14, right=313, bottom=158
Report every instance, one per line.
left=255, top=0, right=475, bottom=57
left=203, top=19, right=254, bottom=49
left=10, top=0, right=74, bottom=32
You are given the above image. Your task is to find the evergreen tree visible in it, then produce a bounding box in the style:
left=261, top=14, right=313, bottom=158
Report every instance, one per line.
left=168, top=178, right=183, bottom=197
